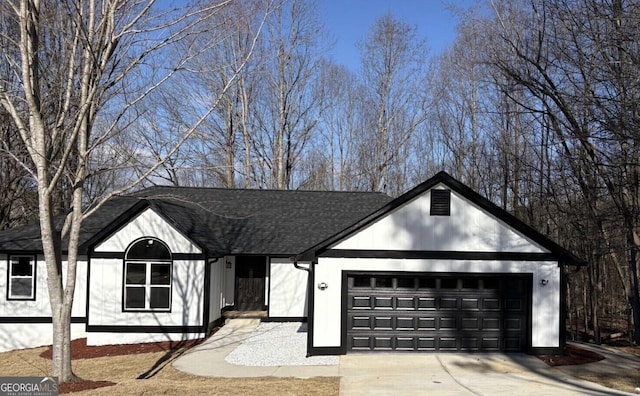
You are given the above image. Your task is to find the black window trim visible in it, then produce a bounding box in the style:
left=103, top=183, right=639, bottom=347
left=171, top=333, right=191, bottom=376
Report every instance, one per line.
left=122, top=237, right=173, bottom=313
left=7, top=254, right=37, bottom=301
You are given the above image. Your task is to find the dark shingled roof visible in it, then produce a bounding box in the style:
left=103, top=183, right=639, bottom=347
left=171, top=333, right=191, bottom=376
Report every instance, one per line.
left=0, top=187, right=392, bottom=256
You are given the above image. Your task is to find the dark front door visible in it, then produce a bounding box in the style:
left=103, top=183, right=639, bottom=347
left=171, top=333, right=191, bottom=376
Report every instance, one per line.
left=235, top=256, right=266, bottom=311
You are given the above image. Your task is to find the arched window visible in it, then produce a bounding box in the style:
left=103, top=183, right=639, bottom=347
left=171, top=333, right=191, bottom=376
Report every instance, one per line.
left=123, top=238, right=172, bottom=311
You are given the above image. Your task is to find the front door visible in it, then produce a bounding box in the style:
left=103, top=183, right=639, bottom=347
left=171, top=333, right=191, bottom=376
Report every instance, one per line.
left=235, top=256, right=266, bottom=311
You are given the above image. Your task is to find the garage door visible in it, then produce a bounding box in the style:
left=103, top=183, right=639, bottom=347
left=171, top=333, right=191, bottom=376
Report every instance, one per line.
left=346, top=274, right=530, bottom=352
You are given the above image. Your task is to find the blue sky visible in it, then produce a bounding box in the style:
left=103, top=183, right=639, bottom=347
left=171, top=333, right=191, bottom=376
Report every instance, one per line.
left=319, top=0, right=478, bottom=70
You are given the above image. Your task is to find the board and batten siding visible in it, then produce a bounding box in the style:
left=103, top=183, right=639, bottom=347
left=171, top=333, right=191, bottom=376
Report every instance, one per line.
left=0, top=254, right=88, bottom=352
left=333, top=185, right=548, bottom=253
left=311, top=186, right=561, bottom=352
left=93, top=208, right=202, bottom=254
left=268, top=258, right=309, bottom=318
left=87, top=207, right=208, bottom=346
left=312, top=258, right=560, bottom=350
left=208, top=258, right=227, bottom=328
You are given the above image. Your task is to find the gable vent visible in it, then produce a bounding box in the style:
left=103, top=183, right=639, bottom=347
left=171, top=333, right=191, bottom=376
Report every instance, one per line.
left=430, top=189, right=451, bottom=216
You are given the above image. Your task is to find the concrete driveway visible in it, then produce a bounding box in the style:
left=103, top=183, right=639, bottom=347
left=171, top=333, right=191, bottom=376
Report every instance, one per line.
left=174, top=320, right=636, bottom=395
left=339, top=353, right=633, bottom=395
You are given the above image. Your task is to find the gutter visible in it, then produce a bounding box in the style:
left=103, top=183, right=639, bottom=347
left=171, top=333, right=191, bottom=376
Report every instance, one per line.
left=292, top=257, right=311, bottom=273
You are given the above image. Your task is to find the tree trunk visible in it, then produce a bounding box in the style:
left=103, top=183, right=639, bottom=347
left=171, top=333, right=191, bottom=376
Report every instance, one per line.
left=627, top=226, right=640, bottom=344
left=52, top=303, right=75, bottom=381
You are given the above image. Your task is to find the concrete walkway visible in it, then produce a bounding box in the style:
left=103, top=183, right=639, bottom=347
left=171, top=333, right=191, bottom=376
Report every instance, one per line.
left=172, top=319, right=338, bottom=378
left=173, top=320, right=638, bottom=395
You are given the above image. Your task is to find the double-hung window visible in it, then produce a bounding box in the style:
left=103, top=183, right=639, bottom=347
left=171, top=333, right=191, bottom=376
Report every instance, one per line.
left=124, top=238, right=172, bottom=311
left=8, top=255, right=36, bottom=300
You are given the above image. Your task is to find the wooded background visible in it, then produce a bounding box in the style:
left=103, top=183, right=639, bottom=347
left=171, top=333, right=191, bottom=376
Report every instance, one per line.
left=1, top=0, right=639, bottom=349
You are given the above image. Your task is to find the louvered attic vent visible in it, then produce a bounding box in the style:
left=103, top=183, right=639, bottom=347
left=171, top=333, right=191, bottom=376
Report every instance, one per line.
left=430, top=189, right=451, bottom=216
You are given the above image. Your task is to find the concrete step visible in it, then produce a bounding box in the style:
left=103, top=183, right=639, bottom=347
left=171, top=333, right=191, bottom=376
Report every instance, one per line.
left=224, top=318, right=261, bottom=327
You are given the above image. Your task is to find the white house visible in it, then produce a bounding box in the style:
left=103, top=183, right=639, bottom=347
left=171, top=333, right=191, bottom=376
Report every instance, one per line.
left=0, top=172, right=584, bottom=354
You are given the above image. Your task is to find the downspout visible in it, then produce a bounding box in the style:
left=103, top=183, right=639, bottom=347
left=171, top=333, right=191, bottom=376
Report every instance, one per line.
left=291, top=255, right=313, bottom=357
left=292, top=258, right=310, bottom=273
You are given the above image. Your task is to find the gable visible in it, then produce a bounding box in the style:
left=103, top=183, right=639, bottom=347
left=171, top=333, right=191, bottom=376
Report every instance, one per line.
left=93, top=208, right=202, bottom=254
left=332, top=184, right=548, bottom=253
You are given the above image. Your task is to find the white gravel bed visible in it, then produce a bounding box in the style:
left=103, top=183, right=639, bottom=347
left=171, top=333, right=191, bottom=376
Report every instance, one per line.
left=224, top=322, right=339, bottom=366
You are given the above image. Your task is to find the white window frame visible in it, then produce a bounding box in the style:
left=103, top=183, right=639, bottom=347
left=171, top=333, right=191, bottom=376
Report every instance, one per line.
left=7, top=255, right=36, bottom=300
left=123, top=238, right=172, bottom=312
left=124, top=261, right=172, bottom=312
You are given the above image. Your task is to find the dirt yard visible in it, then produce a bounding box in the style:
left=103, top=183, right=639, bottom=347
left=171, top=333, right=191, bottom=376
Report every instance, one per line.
left=0, top=338, right=339, bottom=395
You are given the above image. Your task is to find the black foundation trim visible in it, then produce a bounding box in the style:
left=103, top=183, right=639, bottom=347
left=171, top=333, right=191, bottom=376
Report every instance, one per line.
left=530, top=347, right=563, bottom=355
left=307, top=346, right=345, bottom=356
left=86, top=325, right=204, bottom=333
left=0, top=317, right=86, bottom=324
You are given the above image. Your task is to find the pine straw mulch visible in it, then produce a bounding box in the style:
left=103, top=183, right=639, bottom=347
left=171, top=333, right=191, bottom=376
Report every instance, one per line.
left=40, top=337, right=204, bottom=360
left=39, top=337, right=205, bottom=394
left=537, top=343, right=605, bottom=366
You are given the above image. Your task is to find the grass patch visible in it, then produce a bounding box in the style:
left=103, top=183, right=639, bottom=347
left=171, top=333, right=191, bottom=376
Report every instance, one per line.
left=0, top=346, right=339, bottom=395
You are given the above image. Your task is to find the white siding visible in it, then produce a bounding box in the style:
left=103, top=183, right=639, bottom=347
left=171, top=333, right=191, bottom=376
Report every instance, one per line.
left=268, top=258, right=309, bottom=318
left=334, top=186, right=548, bottom=253
left=312, top=258, right=560, bottom=349
left=208, top=258, right=225, bottom=327
left=0, top=254, right=88, bottom=352
left=87, top=258, right=204, bottom=327
left=94, top=208, right=202, bottom=254
left=86, top=208, right=207, bottom=346
left=0, top=324, right=87, bottom=353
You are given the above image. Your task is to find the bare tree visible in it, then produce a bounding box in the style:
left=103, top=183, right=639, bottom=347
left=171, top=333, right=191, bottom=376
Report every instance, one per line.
left=0, top=0, right=271, bottom=381
left=251, top=0, right=329, bottom=189
left=357, top=13, right=430, bottom=194
left=489, top=0, right=640, bottom=342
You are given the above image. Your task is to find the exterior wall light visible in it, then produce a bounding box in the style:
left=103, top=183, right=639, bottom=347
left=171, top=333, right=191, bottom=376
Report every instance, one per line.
left=540, top=279, right=549, bottom=286
left=317, top=282, right=328, bottom=290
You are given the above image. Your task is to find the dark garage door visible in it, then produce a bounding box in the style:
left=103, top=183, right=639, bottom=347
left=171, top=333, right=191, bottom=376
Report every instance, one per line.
left=346, top=274, right=530, bottom=352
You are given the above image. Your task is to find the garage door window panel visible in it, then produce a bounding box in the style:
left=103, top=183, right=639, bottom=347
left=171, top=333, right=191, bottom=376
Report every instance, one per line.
left=396, top=277, right=415, bottom=289
left=418, top=278, right=436, bottom=289
left=440, top=278, right=458, bottom=289
left=352, top=276, right=372, bottom=288
left=375, top=277, right=393, bottom=288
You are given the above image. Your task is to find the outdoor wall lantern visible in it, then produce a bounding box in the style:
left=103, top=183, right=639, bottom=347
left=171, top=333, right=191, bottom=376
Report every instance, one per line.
left=317, top=282, right=328, bottom=290
left=539, top=279, right=549, bottom=286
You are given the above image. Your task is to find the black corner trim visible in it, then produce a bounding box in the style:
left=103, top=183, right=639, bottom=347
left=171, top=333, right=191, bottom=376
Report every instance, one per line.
left=321, top=249, right=559, bottom=261
left=307, top=346, right=346, bottom=356
left=207, top=316, right=224, bottom=334
left=0, top=317, right=87, bottom=324
left=262, top=317, right=308, bottom=323
left=86, top=325, right=204, bottom=333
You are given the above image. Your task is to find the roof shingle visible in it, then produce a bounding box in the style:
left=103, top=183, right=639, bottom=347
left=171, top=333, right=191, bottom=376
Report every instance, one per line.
left=0, top=187, right=391, bottom=256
